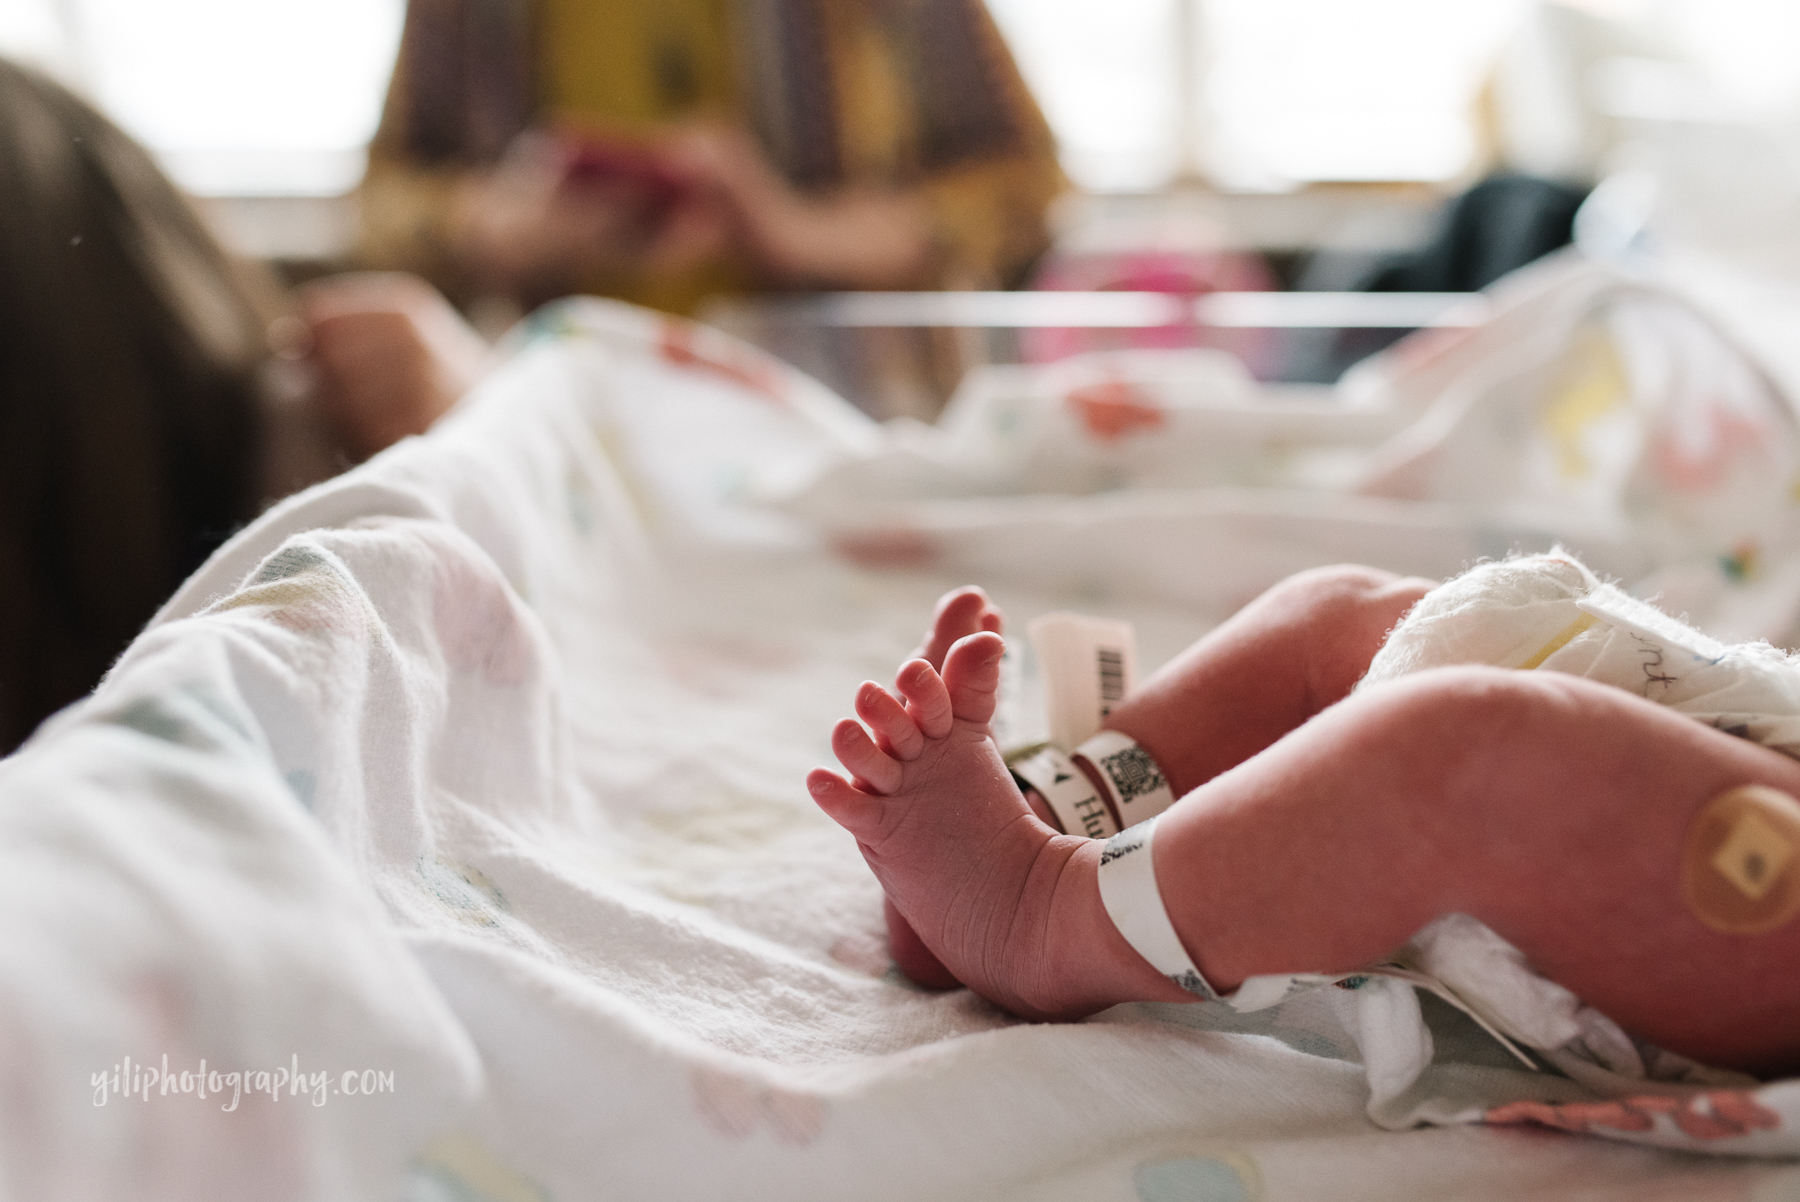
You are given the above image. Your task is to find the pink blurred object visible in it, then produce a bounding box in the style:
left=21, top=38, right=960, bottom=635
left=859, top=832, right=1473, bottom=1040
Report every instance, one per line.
left=1025, top=244, right=1278, bottom=375
left=556, top=131, right=692, bottom=216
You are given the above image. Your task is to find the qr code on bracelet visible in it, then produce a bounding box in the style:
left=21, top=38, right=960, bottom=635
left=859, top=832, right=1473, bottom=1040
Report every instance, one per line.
left=1100, top=746, right=1165, bottom=802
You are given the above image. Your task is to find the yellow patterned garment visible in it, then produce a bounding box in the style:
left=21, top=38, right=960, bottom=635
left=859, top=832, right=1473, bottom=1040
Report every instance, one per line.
left=358, top=0, right=1064, bottom=313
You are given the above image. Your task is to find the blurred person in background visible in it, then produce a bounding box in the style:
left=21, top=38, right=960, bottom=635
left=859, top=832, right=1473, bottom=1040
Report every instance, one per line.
left=0, top=59, right=489, bottom=754
left=356, top=0, right=1065, bottom=317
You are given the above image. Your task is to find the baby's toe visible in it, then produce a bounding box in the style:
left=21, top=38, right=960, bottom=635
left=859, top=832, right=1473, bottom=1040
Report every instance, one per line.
left=806, top=767, right=878, bottom=831
left=934, top=586, right=989, bottom=628
left=832, top=717, right=903, bottom=794
left=942, top=632, right=1004, bottom=725
left=856, top=681, right=925, bottom=760
left=894, top=658, right=954, bottom=739
left=920, top=587, right=992, bottom=669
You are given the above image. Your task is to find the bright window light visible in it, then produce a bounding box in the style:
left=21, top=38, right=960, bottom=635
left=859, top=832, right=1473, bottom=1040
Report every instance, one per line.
left=1202, top=0, right=1525, bottom=187
left=1655, top=0, right=1800, bottom=114
left=0, top=0, right=69, bottom=74
left=5, top=0, right=1798, bottom=199
left=989, top=0, right=1526, bottom=190
left=985, top=0, right=1183, bottom=192
left=0, top=0, right=403, bottom=195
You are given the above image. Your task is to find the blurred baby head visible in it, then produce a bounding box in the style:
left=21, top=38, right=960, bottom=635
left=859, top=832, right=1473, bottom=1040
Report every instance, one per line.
left=0, top=58, right=277, bottom=751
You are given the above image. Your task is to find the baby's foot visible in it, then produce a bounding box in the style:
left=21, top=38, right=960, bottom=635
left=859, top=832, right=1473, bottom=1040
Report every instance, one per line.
left=809, top=634, right=1161, bottom=1019
left=878, top=587, right=1009, bottom=988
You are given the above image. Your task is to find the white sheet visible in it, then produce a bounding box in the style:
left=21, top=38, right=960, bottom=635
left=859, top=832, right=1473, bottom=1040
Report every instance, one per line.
left=7, top=272, right=1800, bottom=1199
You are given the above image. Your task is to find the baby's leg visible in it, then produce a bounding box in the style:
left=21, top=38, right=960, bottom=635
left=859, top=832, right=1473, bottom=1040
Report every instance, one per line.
left=1153, top=665, right=1800, bottom=1073
left=814, top=656, right=1800, bottom=1072
left=1107, top=565, right=1433, bottom=795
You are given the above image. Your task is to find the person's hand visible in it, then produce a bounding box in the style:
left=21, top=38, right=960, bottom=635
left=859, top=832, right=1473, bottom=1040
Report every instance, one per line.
left=448, top=125, right=933, bottom=296
left=297, top=272, right=491, bottom=461
left=662, top=126, right=933, bottom=289
left=447, top=133, right=664, bottom=303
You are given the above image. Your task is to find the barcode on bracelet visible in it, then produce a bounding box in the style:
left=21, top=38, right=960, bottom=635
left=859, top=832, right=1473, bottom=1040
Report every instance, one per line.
left=1097, top=646, right=1124, bottom=714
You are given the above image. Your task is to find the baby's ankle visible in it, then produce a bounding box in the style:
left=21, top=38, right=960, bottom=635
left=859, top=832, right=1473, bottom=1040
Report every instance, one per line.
left=1038, top=839, right=1199, bottom=1016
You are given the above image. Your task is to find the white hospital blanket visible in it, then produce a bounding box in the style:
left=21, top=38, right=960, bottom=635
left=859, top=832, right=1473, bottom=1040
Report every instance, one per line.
left=7, top=277, right=1800, bottom=1200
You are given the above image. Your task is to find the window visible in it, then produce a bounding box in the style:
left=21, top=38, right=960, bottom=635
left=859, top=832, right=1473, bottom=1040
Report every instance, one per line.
left=7, top=0, right=1800, bottom=198
left=986, top=0, right=1524, bottom=191
left=0, top=0, right=403, bottom=195
left=986, top=0, right=1800, bottom=192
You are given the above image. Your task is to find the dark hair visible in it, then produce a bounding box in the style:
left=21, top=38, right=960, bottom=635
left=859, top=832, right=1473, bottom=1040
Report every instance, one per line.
left=0, top=59, right=277, bottom=752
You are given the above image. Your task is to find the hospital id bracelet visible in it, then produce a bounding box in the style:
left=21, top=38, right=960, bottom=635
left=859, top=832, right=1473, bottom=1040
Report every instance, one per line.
left=1074, top=730, right=1176, bottom=828
left=1009, top=745, right=1121, bottom=840
left=1097, top=818, right=1218, bottom=1000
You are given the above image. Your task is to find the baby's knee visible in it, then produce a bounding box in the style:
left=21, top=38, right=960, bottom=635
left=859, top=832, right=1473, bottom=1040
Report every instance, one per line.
left=1259, top=565, right=1437, bottom=699
left=1267, top=565, right=1433, bottom=633
left=1355, top=665, right=1622, bottom=789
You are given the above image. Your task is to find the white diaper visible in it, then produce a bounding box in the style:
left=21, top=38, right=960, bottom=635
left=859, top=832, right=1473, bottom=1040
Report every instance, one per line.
left=1360, top=550, right=1800, bottom=758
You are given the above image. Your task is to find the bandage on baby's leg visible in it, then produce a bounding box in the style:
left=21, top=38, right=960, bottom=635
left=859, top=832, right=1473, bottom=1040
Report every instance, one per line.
left=1097, top=818, right=1218, bottom=999
left=1681, top=784, right=1800, bottom=935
